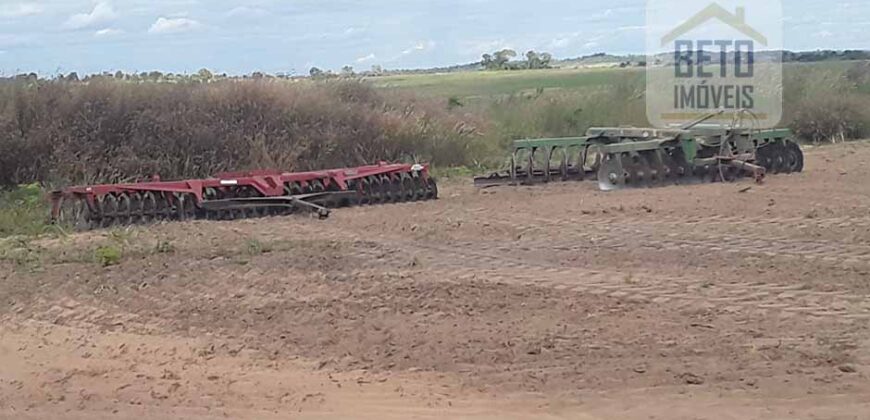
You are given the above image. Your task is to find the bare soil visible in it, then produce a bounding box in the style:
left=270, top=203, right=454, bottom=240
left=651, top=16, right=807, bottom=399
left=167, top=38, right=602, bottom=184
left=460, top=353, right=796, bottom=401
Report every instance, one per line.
left=2, top=141, right=870, bottom=419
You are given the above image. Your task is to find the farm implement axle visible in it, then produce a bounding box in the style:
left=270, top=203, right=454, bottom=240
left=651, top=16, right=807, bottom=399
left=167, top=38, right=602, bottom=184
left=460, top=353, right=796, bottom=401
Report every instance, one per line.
left=51, top=162, right=438, bottom=230
left=475, top=113, right=803, bottom=190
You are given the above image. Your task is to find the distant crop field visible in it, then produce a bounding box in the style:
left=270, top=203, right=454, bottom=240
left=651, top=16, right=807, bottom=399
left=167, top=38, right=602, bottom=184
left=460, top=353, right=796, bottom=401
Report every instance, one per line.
left=370, top=67, right=645, bottom=98
left=366, top=60, right=870, bottom=148
left=371, top=61, right=866, bottom=99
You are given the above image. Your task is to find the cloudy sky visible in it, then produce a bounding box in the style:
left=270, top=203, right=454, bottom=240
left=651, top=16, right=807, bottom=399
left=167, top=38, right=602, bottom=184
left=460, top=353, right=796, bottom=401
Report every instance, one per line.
left=0, top=0, right=867, bottom=75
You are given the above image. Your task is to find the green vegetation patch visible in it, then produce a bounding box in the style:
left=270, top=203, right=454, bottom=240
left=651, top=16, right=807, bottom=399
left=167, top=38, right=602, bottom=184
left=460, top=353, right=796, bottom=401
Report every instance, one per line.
left=0, top=184, right=50, bottom=238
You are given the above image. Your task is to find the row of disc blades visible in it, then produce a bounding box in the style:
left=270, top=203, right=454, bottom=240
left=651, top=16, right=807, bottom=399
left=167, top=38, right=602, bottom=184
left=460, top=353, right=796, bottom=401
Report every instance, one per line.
left=597, top=142, right=804, bottom=191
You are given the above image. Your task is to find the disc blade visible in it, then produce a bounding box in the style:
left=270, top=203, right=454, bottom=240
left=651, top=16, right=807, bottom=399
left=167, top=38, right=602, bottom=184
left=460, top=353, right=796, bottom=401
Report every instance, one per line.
left=597, top=155, right=625, bottom=192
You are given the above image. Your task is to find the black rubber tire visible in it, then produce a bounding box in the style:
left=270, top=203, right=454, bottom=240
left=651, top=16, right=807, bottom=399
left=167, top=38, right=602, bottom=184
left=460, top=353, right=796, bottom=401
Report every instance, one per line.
left=426, top=177, right=439, bottom=200
left=784, top=141, right=804, bottom=173
left=390, top=177, right=404, bottom=203
left=769, top=142, right=786, bottom=174
left=401, top=174, right=415, bottom=201
left=755, top=145, right=774, bottom=172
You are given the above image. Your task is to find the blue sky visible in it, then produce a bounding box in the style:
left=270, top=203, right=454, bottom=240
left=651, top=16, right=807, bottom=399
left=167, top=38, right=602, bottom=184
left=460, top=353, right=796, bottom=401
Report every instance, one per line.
left=0, top=0, right=867, bottom=75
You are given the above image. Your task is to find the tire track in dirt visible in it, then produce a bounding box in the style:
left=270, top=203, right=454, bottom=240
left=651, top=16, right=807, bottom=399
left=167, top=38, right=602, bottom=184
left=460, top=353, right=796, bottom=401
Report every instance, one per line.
left=313, top=201, right=870, bottom=320
left=341, top=231, right=870, bottom=324
left=410, top=240, right=870, bottom=320
left=465, top=210, right=870, bottom=267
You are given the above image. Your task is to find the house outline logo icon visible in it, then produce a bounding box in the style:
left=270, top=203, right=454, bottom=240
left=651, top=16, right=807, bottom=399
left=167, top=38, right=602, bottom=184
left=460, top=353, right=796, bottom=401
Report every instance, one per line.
left=660, top=3, right=768, bottom=47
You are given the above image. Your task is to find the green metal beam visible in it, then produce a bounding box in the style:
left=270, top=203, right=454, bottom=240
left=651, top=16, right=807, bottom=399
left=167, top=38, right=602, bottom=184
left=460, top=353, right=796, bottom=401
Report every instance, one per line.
left=512, top=137, right=588, bottom=150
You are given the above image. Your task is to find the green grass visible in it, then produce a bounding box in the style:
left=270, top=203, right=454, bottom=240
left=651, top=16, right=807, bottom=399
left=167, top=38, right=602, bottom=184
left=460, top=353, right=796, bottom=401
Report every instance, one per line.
left=372, top=67, right=645, bottom=99
left=373, top=62, right=870, bottom=100
left=430, top=165, right=492, bottom=180
left=0, top=184, right=50, bottom=237
left=375, top=61, right=870, bottom=147
left=94, top=245, right=122, bottom=267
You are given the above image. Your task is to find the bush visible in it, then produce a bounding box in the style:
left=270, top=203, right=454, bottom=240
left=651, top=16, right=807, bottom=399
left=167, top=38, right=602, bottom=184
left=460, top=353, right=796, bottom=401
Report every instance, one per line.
left=0, top=184, right=48, bottom=237
left=94, top=245, right=122, bottom=267
left=783, top=62, right=870, bottom=143
left=2, top=62, right=869, bottom=192
left=790, top=95, right=870, bottom=143
left=0, top=79, right=485, bottom=188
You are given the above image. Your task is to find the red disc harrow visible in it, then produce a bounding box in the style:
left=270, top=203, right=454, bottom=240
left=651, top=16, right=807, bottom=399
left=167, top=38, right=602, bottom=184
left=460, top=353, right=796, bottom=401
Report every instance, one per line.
left=50, top=162, right=438, bottom=230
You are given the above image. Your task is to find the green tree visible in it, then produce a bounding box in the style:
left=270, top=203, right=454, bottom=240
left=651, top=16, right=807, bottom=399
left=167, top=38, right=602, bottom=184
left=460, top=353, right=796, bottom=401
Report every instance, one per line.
left=539, top=52, right=552, bottom=68
left=494, top=49, right=517, bottom=69
left=526, top=51, right=540, bottom=69
left=481, top=53, right=494, bottom=70
left=197, top=68, right=213, bottom=81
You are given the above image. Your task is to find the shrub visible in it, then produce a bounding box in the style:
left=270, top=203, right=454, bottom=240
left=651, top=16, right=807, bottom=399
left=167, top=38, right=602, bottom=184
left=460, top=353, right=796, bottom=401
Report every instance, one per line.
left=0, top=79, right=485, bottom=188
left=790, top=95, right=870, bottom=143
left=94, top=245, right=122, bottom=267
left=0, top=184, right=48, bottom=237
left=154, top=240, right=175, bottom=254
left=783, top=62, right=870, bottom=143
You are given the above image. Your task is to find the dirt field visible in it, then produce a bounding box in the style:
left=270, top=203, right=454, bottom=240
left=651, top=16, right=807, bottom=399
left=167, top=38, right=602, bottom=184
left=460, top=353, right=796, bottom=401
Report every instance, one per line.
left=2, top=141, right=870, bottom=419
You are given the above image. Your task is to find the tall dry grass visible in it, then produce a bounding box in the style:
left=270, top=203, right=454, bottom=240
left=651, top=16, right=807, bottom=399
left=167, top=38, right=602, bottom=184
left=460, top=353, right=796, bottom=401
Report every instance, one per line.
left=783, top=61, right=870, bottom=143
left=475, top=61, right=870, bottom=149
left=0, top=79, right=487, bottom=188
left=1, top=61, right=869, bottom=190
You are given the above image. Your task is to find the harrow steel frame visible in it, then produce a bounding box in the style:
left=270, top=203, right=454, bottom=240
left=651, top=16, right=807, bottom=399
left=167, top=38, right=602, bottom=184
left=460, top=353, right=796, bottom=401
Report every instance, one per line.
left=51, top=162, right=438, bottom=229
left=475, top=114, right=804, bottom=190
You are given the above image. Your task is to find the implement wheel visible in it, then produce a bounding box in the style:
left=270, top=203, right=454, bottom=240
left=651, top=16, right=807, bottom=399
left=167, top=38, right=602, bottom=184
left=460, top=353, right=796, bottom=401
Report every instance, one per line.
left=390, top=177, right=404, bottom=203
left=783, top=141, right=804, bottom=173
left=425, top=177, right=439, bottom=200
left=410, top=174, right=424, bottom=201
left=401, top=174, right=415, bottom=201
left=769, top=142, right=786, bottom=174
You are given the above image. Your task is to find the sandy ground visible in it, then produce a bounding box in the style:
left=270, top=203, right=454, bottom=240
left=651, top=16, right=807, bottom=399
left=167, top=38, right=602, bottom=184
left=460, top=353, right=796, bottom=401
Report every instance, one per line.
left=2, top=141, right=870, bottom=419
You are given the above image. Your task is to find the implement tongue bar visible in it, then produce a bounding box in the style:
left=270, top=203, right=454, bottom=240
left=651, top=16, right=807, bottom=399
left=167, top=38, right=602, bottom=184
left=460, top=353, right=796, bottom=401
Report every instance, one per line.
left=678, top=110, right=726, bottom=130
left=198, top=192, right=358, bottom=219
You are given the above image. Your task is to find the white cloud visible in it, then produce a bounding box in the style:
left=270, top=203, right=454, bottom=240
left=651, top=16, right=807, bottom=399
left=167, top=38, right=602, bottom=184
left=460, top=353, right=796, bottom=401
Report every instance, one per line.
left=814, top=30, right=833, bottom=38
left=402, top=40, right=435, bottom=55
left=63, top=1, right=117, bottom=30
left=356, top=53, right=376, bottom=63
left=0, top=2, right=43, bottom=18
left=617, top=25, right=645, bottom=32
left=0, top=34, right=28, bottom=48
left=548, top=32, right=582, bottom=49
left=549, top=32, right=605, bottom=51
left=148, top=17, right=202, bottom=34
left=95, top=28, right=123, bottom=37
left=226, top=6, right=267, bottom=19
left=463, top=39, right=512, bottom=55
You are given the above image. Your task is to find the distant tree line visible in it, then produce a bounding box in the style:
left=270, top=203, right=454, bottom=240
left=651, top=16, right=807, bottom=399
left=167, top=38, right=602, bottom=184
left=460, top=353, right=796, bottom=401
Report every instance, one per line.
left=4, top=49, right=868, bottom=86
left=480, top=49, right=553, bottom=71
left=782, top=50, right=870, bottom=63
left=0, top=69, right=305, bottom=85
